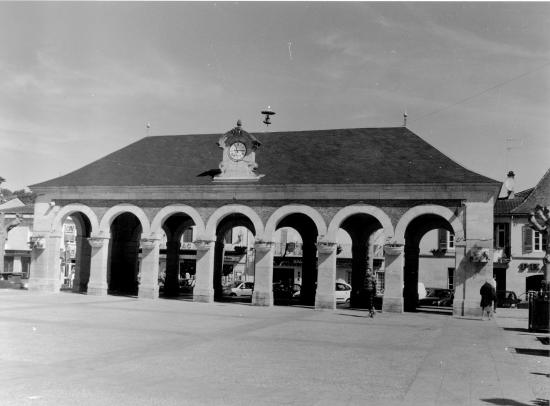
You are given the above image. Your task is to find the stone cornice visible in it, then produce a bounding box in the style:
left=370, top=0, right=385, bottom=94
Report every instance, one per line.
left=31, top=182, right=500, bottom=202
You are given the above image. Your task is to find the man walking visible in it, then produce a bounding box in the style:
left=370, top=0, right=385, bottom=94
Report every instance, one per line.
left=364, top=268, right=377, bottom=318
left=480, top=279, right=496, bottom=320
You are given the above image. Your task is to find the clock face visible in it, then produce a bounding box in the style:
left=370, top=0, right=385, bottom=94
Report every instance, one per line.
left=229, top=141, right=247, bottom=161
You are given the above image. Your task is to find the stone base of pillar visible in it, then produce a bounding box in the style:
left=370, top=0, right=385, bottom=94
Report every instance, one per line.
left=382, top=296, right=403, bottom=313
left=193, top=288, right=214, bottom=303
left=138, top=286, right=159, bottom=299
left=453, top=299, right=482, bottom=318
left=252, top=291, right=273, bottom=306
left=315, top=294, right=336, bottom=310
left=87, top=284, right=108, bottom=296
left=28, top=278, right=60, bottom=293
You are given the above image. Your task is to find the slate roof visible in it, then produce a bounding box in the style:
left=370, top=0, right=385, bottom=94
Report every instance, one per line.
left=31, top=127, right=499, bottom=188
left=511, top=168, right=550, bottom=214
left=494, top=188, right=534, bottom=215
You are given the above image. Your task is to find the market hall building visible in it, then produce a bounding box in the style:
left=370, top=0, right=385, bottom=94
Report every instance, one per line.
left=28, top=123, right=501, bottom=316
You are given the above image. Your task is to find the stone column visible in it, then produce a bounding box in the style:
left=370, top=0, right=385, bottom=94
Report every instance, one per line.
left=87, top=235, right=111, bottom=296
left=453, top=201, right=494, bottom=317
left=251, top=240, right=274, bottom=306
left=164, top=240, right=181, bottom=296
left=138, top=237, right=160, bottom=299
left=73, top=235, right=92, bottom=293
left=28, top=234, right=63, bottom=293
left=315, top=241, right=337, bottom=310
left=382, top=244, right=404, bottom=313
left=193, top=239, right=215, bottom=303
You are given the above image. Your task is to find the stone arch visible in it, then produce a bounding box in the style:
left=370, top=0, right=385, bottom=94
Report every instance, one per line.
left=150, top=205, right=205, bottom=238
left=52, top=204, right=99, bottom=235
left=99, top=204, right=151, bottom=236
left=394, top=205, right=464, bottom=244
left=264, top=205, right=327, bottom=240
left=327, top=205, right=394, bottom=241
left=205, top=205, right=264, bottom=239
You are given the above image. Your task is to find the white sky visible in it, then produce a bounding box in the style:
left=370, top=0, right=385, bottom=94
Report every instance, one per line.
left=0, top=2, right=549, bottom=192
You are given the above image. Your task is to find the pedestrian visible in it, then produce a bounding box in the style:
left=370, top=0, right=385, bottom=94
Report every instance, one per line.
left=364, top=268, right=377, bottom=317
left=480, top=279, right=496, bottom=320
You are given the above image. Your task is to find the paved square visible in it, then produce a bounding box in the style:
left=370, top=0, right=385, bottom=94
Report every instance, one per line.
left=0, top=291, right=544, bottom=406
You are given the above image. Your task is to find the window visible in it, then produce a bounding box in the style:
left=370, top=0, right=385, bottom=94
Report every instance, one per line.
left=182, top=227, right=193, bottom=243
left=448, top=233, right=455, bottom=250
left=524, top=226, right=548, bottom=253
left=448, top=268, right=455, bottom=290
left=438, top=230, right=455, bottom=250
left=534, top=230, right=547, bottom=252
left=494, top=223, right=509, bottom=249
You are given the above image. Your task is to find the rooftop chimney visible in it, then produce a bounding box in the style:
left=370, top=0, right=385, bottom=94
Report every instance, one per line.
left=504, top=170, right=515, bottom=199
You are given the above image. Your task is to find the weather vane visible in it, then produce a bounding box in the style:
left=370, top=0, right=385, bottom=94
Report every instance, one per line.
left=261, top=106, right=275, bottom=128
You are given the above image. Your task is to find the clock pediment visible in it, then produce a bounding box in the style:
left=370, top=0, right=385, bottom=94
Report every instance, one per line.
left=213, top=120, right=264, bottom=183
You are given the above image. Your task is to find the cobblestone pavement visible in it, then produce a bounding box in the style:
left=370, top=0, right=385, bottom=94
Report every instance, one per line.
left=0, top=290, right=547, bottom=406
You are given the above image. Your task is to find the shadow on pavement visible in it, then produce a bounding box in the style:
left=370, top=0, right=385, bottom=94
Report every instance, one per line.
left=514, top=348, right=550, bottom=357
left=481, top=398, right=549, bottom=406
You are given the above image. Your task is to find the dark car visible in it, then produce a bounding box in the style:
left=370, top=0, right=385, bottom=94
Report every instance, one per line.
left=418, top=288, right=454, bottom=307
left=496, top=290, right=521, bottom=308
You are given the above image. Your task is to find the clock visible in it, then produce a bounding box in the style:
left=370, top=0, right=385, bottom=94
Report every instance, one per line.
left=229, top=141, right=247, bottom=161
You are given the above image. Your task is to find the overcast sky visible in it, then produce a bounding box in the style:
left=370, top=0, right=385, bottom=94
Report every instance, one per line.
left=0, top=2, right=549, bottom=193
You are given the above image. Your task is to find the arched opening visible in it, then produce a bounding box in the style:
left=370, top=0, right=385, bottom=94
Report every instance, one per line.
left=339, top=213, right=384, bottom=308
left=160, top=213, right=197, bottom=299
left=272, top=227, right=303, bottom=305
left=404, top=214, right=454, bottom=312
left=108, top=212, right=143, bottom=296
left=214, top=213, right=256, bottom=303
left=275, top=213, right=319, bottom=306
left=60, top=213, right=92, bottom=293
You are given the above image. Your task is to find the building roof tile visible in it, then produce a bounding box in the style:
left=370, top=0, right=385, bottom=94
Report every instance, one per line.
left=30, top=127, right=499, bottom=188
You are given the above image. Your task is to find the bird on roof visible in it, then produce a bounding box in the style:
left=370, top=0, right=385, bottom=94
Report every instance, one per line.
left=197, top=169, right=222, bottom=179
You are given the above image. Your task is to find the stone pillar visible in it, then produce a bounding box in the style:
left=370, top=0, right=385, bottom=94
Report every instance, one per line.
left=73, top=235, right=92, bottom=293
left=453, top=201, right=494, bottom=317
left=301, top=239, right=318, bottom=306
left=138, top=237, right=160, bottom=299
left=164, top=240, right=181, bottom=296
left=382, top=244, right=404, bottom=313
left=28, top=234, right=63, bottom=293
left=315, top=241, right=337, bottom=310
left=193, top=239, right=215, bottom=303
left=251, top=241, right=274, bottom=306
left=87, top=235, right=111, bottom=296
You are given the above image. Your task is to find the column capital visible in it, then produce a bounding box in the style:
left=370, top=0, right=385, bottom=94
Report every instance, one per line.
left=87, top=236, right=109, bottom=249
left=383, top=244, right=404, bottom=256
left=194, top=240, right=215, bottom=251
left=254, top=240, right=275, bottom=253
left=140, top=238, right=160, bottom=250
left=316, top=241, right=337, bottom=254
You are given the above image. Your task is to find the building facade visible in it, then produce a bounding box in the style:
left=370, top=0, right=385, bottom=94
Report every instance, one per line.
left=28, top=124, right=501, bottom=316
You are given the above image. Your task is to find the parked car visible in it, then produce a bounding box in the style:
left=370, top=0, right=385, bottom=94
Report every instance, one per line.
left=496, top=290, right=521, bottom=308
left=273, top=282, right=301, bottom=302
left=418, top=288, right=454, bottom=307
left=335, top=282, right=352, bottom=304
left=223, top=281, right=254, bottom=297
